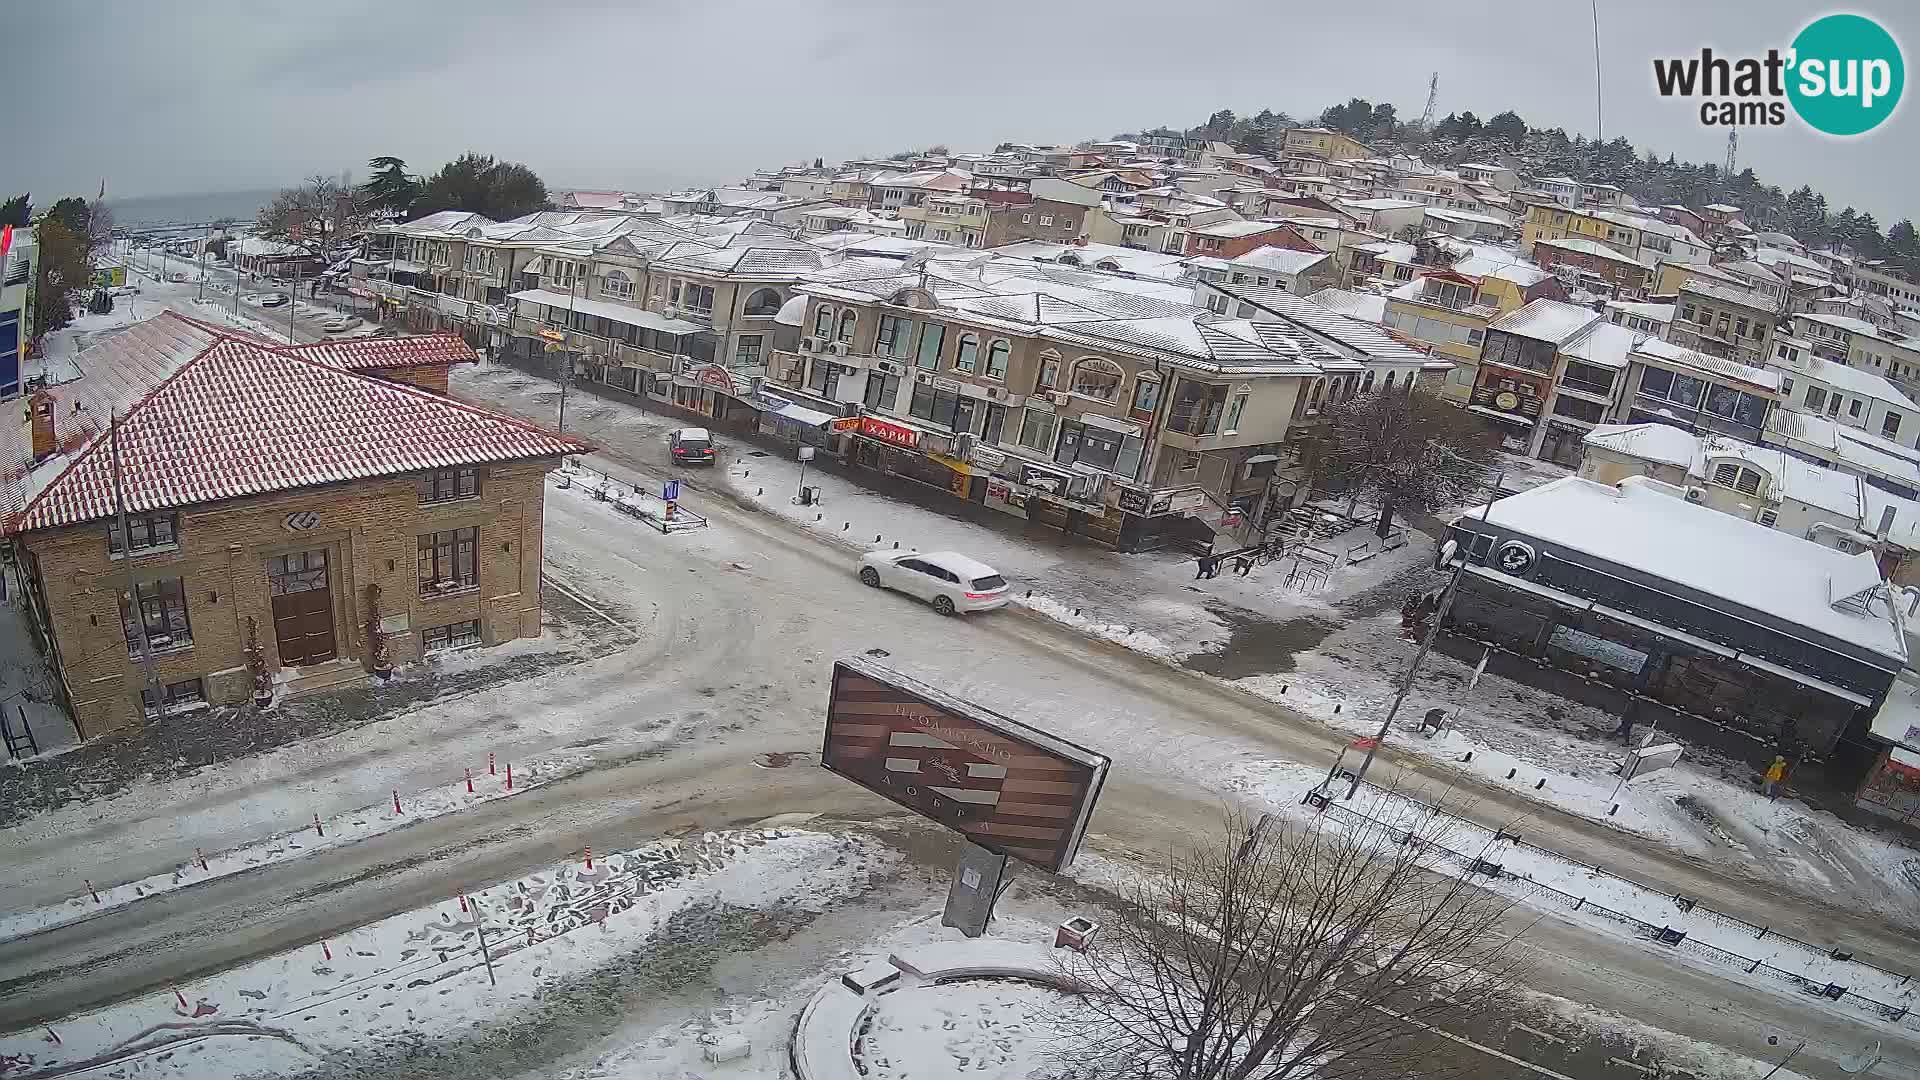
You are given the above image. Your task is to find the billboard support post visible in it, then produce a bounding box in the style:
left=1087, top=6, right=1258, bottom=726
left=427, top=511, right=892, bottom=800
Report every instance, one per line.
left=942, top=840, right=1013, bottom=938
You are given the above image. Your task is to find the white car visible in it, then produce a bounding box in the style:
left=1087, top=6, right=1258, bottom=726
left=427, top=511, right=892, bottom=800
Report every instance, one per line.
left=858, top=550, right=1009, bottom=615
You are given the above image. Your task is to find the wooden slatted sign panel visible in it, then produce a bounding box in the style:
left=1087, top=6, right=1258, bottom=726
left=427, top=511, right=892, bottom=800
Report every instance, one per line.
left=822, top=658, right=1109, bottom=872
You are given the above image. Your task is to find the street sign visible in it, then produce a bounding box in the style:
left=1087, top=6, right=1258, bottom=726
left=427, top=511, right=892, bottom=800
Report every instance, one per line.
left=663, top=479, right=681, bottom=503
left=822, top=658, right=1109, bottom=872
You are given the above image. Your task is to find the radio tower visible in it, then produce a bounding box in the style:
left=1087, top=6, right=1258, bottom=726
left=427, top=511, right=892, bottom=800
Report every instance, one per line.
left=1418, top=72, right=1440, bottom=130
left=1723, top=128, right=1738, bottom=178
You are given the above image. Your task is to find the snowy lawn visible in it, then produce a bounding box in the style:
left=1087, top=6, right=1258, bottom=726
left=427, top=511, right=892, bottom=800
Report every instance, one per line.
left=853, top=978, right=1088, bottom=1080
left=0, top=828, right=893, bottom=1079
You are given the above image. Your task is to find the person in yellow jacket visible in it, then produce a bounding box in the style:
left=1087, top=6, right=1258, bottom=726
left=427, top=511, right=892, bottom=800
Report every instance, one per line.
left=1762, top=756, right=1788, bottom=799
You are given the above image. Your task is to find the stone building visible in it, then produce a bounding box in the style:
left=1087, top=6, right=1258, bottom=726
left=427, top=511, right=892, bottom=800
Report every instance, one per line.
left=0, top=313, right=585, bottom=738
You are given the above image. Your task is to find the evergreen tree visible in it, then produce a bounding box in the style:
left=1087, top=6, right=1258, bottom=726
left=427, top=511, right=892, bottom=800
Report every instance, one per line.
left=48, top=196, right=91, bottom=239
left=0, top=194, right=27, bottom=227
left=413, top=153, right=553, bottom=221
left=360, top=156, right=421, bottom=218
left=1202, top=109, right=1237, bottom=140
left=1485, top=110, right=1526, bottom=145
left=33, top=219, right=90, bottom=336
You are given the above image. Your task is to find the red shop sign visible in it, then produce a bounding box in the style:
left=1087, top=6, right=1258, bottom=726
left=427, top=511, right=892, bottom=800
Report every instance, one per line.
left=859, top=416, right=920, bottom=449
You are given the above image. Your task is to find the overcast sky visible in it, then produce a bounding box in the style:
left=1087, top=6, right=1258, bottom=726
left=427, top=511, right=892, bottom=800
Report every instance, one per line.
left=7, top=0, right=1913, bottom=221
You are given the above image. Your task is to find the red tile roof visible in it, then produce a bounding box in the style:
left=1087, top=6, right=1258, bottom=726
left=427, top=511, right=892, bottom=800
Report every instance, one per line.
left=281, top=333, right=479, bottom=372
left=5, top=314, right=587, bottom=535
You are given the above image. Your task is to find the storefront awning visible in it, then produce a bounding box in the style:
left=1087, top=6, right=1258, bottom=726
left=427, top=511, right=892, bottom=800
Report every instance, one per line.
left=508, top=289, right=708, bottom=335
left=769, top=400, right=838, bottom=428
left=1734, top=651, right=1873, bottom=708
left=1467, top=405, right=1536, bottom=428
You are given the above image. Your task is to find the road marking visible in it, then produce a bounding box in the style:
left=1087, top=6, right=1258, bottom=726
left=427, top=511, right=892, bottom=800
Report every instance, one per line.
left=541, top=573, right=629, bottom=632
left=1349, top=994, right=1582, bottom=1080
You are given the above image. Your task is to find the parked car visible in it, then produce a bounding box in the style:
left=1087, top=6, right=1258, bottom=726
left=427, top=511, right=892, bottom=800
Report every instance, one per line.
left=668, top=427, right=716, bottom=465
left=258, top=294, right=289, bottom=307
left=857, top=550, right=1009, bottom=615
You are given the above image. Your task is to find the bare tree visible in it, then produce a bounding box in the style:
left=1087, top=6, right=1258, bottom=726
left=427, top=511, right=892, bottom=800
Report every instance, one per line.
left=255, top=174, right=373, bottom=251
left=1322, top=387, right=1499, bottom=537
left=1054, top=806, right=1528, bottom=1080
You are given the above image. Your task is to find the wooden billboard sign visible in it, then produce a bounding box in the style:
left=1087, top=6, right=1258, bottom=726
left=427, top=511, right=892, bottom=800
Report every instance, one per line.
left=822, top=658, right=1109, bottom=872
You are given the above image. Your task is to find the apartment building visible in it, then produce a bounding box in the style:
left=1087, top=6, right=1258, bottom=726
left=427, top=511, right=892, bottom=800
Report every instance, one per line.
left=1473, top=299, right=1643, bottom=463
left=980, top=198, right=1095, bottom=248
left=1184, top=220, right=1311, bottom=259
left=1852, top=262, right=1920, bottom=313
left=1608, top=337, right=1780, bottom=444
left=1456, top=163, right=1518, bottom=192
left=1791, top=312, right=1920, bottom=406
left=1668, top=278, right=1780, bottom=366
left=1214, top=246, right=1337, bottom=294
left=901, top=193, right=989, bottom=247
left=1382, top=253, right=1565, bottom=404
left=1531, top=237, right=1654, bottom=298
left=0, top=313, right=583, bottom=738
left=770, top=254, right=1429, bottom=549
left=1280, top=127, right=1373, bottom=161
left=1768, top=336, right=1920, bottom=449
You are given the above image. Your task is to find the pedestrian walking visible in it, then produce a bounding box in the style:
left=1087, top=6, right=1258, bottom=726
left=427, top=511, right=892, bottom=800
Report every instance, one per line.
left=1195, top=554, right=1216, bottom=580
left=1761, top=755, right=1787, bottom=799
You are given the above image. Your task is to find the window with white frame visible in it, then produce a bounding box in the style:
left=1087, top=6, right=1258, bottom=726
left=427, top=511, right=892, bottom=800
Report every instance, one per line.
left=985, top=339, right=1010, bottom=380
left=1017, top=408, right=1057, bottom=452
left=953, top=333, right=979, bottom=373
left=601, top=271, right=635, bottom=300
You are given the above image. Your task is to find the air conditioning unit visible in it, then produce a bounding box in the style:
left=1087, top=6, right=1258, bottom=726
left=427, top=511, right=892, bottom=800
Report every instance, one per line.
left=1049, top=391, right=1072, bottom=406
left=915, top=371, right=934, bottom=384
left=876, top=360, right=904, bottom=377
left=829, top=341, right=850, bottom=356
left=1684, top=486, right=1705, bottom=503
left=986, top=386, right=1004, bottom=399
left=799, top=336, right=819, bottom=353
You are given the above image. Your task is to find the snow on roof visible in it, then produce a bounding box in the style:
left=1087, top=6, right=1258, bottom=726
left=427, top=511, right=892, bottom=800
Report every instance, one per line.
left=1227, top=246, right=1329, bottom=276
left=1450, top=254, right=1553, bottom=288
left=229, top=236, right=312, bottom=258
left=1488, top=299, right=1601, bottom=345
left=1606, top=300, right=1675, bottom=322
left=1339, top=197, right=1424, bottom=211
left=281, top=335, right=478, bottom=373
left=1192, top=219, right=1288, bottom=238
left=5, top=316, right=586, bottom=534
left=1706, top=203, right=1742, bottom=213
left=1562, top=322, right=1642, bottom=369
left=1533, top=236, right=1652, bottom=268
left=1794, top=351, right=1918, bottom=407
left=1633, top=337, right=1780, bottom=391
left=1424, top=207, right=1512, bottom=227
left=1582, top=423, right=1701, bottom=468
left=1302, top=287, right=1386, bottom=323
left=1476, top=477, right=1904, bottom=661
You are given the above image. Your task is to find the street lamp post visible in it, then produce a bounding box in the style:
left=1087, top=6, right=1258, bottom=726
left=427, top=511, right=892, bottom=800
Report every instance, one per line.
left=1344, top=468, right=1506, bottom=800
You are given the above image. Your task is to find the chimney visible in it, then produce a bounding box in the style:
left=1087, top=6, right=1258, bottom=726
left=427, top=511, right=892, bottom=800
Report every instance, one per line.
left=28, top=391, right=54, bottom=462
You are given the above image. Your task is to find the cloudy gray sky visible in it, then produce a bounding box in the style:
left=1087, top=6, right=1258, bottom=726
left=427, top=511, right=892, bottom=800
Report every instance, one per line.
left=7, top=0, right=1914, bottom=221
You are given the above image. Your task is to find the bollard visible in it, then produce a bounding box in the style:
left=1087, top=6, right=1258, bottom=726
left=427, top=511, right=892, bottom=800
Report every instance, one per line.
left=195, top=847, right=208, bottom=871
left=528, top=927, right=535, bottom=947
left=815, top=513, right=822, bottom=521
left=1460, top=751, right=1473, bottom=763
left=1281, top=684, right=1288, bottom=694
left=460, top=894, right=469, bottom=914
left=175, top=990, right=189, bottom=1010
left=45, top=1028, right=60, bottom=1046
left=843, top=522, right=850, bottom=531
left=585, top=845, right=594, bottom=871
left=1025, top=590, right=1032, bottom=599
left=466, top=767, right=474, bottom=794
left=893, top=541, right=899, bottom=549
left=322, top=941, right=332, bottom=961
left=757, top=488, right=763, bottom=496
left=489, top=751, right=496, bottom=776
left=1608, top=804, right=1619, bottom=816
left=86, top=879, right=99, bottom=904
left=1333, top=704, right=1341, bottom=714
left=1535, top=778, right=1546, bottom=790
left=875, top=534, right=882, bottom=543
left=1505, top=768, right=1517, bottom=780
left=313, top=813, right=324, bottom=838
left=392, top=789, right=402, bottom=814
left=506, top=762, right=513, bottom=790
left=1073, top=609, right=1081, bottom=617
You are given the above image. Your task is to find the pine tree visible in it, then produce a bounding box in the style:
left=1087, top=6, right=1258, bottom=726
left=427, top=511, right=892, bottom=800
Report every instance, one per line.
left=360, top=156, right=421, bottom=218
left=0, top=194, right=27, bottom=227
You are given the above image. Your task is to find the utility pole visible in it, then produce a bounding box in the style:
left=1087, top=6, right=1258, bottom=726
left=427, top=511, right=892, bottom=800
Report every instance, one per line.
left=1346, top=469, right=1505, bottom=799
left=288, top=262, right=300, bottom=344
left=109, top=412, right=161, bottom=708
left=556, top=268, right=581, bottom=436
